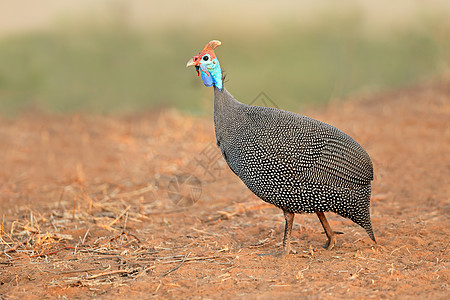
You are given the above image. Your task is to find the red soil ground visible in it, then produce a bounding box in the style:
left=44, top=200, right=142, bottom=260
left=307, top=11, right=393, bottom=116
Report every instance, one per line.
left=0, top=77, right=449, bottom=299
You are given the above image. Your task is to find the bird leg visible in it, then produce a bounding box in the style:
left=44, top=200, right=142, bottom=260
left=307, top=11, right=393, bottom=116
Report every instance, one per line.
left=282, top=210, right=297, bottom=255
left=257, top=210, right=297, bottom=256
left=316, top=212, right=337, bottom=250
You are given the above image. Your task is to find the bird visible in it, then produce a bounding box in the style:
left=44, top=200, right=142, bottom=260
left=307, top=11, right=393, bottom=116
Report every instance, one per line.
left=186, top=40, right=376, bottom=255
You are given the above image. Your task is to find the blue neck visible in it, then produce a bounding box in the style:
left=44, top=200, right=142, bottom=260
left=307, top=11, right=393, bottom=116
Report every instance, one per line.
left=200, top=58, right=223, bottom=90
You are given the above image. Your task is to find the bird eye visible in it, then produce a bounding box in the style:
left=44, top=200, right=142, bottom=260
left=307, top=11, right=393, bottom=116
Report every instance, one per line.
left=203, top=55, right=209, bottom=61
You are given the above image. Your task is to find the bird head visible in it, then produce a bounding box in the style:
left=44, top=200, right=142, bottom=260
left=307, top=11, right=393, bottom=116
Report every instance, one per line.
left=186, top=40, right=223, bottom=90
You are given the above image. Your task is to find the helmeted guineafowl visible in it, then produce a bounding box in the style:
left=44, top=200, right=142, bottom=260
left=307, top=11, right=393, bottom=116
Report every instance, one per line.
left=186, top=40, right=376, bottom=255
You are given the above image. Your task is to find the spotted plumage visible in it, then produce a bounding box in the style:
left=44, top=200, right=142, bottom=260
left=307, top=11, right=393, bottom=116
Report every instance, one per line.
left=187, top=40, right=376, bottom=254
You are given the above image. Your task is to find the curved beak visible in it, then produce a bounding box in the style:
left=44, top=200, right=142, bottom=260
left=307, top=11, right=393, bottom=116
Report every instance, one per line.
left=186, top=57, right=196, bottom=67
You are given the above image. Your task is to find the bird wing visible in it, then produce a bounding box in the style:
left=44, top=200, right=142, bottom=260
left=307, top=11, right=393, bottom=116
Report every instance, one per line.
left=243, top=106, right=373, bottom=187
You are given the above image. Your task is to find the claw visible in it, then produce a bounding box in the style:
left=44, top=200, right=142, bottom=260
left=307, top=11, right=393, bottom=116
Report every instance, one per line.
left=284, top=244, right=298, bottom=255
left=324, top=234, right=337, bottom=250
left=316, top=212, right=339, bottom=251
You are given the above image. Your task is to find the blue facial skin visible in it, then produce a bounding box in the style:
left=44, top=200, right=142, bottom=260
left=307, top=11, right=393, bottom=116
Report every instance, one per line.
left=199, top=55, right=223, bottom=91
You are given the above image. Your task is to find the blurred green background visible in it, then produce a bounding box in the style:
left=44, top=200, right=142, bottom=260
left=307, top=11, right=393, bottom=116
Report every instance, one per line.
left=0, top=0, right=449, bottom=116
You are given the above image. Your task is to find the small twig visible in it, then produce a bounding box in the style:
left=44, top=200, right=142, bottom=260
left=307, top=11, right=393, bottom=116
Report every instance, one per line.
left=249, top=238, right=275, bottom=248
left=36, top=233, right=73, bottom=240
left=107, top=232, right=125, bottom=243
left=42, top=266, right=109, bottom=275
left=161, top=252, right=189, bottom=277
left=29, top=246, right=75, bottom=258
left=79, top=249, right=121, bottom=255
left=72, top=196, right=77, bottom=220
left=390, top=245, right=406, bottom=256
left=1, top=226, right=15, bottom=244
left=160, top=255, right=232, bottom=264
left=109, top=206, right=131, bottom=227
left=3, top=242, right=22, bottom=254
left=1, top=214, right=4, bottom=240
left=50, top=216, right=58, bottom=231
left=125, top=232, right=141, bottom=243
left=191, top=228, right=223, bottom=237
left=123, top=212, right=129, bottom=232
left=144, top=265, right=156, bottom=272
left=86, top=269, right=132, bottom=280
left=114, top=185, right=154, bottom=199
left=81, top=228, right=90, bottom=245
left=155, top=281, right=162, bottom=293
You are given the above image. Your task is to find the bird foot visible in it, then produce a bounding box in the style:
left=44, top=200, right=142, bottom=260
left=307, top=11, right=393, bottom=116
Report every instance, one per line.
left=324, top=235, right=337, bottom=250
left=284, top=247, right=298, bottom=255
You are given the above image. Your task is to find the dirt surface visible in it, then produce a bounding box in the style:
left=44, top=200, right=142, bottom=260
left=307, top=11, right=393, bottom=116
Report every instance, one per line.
left=1, top=78, right=449, bottom=299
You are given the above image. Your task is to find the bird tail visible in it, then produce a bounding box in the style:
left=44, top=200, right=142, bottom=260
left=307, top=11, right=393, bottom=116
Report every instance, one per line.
left=364, top=217, right=376, bottom=243
left=353, top=184, right=376, bottom=243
